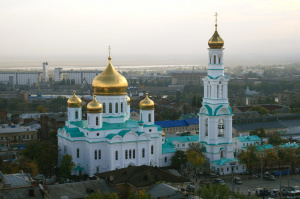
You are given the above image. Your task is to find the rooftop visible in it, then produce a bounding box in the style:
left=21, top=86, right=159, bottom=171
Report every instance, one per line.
left=235, top=135, right=262, bottom=142
left=0, top=124, right=37, bottom=134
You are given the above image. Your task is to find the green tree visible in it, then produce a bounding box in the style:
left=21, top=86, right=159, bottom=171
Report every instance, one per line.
left=239, top=145, right=259, bottom=175
left=250, top=127, right=266, bottom=138
left=199, top=183, right=230, bottom=199
left=268, top=134, right=285, bottom=146
left=171, top=150, right=187, bottom=170
left=248, top=106, right=269, bottom=115
left=84, top=190, right=119, bottom=199
left=59, top=154, right=75, bottom=179
left=192, top=96, right=196, bottom=106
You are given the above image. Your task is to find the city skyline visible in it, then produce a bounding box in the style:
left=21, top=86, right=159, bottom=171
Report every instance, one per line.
left=1, top=0, right=300, bottom=67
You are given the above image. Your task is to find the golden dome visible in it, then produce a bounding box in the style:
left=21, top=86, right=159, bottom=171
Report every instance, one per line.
left=139, top=93, right=154, bottom=110
left=87, top=95, right=102, bottom=113
left=208, top=24, right=224, bottom=49
left=162, top=131, right=165, bottom=137
left=92, top=57, right=128, bottom=95
left=67, top=91, right=82, bottom=107
left=127, top=96, right=131, bottom=105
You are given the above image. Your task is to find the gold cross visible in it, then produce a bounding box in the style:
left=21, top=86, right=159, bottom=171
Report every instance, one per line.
left=214, top=12, right=218, bottom=25
left=108, top=46, right=111, bottom=57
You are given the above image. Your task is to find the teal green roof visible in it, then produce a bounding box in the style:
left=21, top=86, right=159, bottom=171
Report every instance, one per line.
left=118, top=129, right=131, bottom=137
left=236, top=135, right=261, bottom=142
left=211, top=158, right=239, bottom=166
left=105, top=130, right=147, bottom=140
left=165, top=135, right=199, bottom=143
left=279, top=143, right=299, bottom=148
left=162, top=143, right=176, bottom=154
left=257, top=144, right=274, bottom=151
left=64, top=126, right=84, bottom=138
left=69, top=119, right=162, bottom=132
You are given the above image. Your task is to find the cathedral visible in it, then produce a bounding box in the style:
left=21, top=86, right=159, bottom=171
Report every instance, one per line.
left=58, top=15, right=244, bottom=177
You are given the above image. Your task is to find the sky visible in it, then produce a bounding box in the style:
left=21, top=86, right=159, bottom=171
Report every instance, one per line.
left=0, top=0, right=300, bottom=67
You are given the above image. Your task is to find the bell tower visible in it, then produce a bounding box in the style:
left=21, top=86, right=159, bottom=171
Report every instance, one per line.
left=199, top=13, right=234, bottom=162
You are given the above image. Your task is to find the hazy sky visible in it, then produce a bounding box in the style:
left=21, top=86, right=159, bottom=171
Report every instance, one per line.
left=0, top=0, right=300, bottom=67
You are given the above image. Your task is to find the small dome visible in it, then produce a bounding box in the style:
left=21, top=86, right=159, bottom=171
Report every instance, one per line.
left=139, top=93, right=154, bottom=110
left=87, top=95, right=102, bottom=113
left=162, top=132, right=165, bottom=137
left=92, top=57, right=128, bottom=95
left=208, top=25, right=224, bottom=49
left=127, top=96, right=130, bottom=105
left=67, top=91, right=82, bottom=108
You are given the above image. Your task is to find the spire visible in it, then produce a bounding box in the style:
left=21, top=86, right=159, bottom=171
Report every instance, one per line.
left=108, top=45, right=112, bottom=61
left=214, top=12, right=218, bottom=30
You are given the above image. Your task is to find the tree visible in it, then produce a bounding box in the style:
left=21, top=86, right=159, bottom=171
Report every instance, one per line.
left=199, top=183, right=230, bottom=199
left=37, top=105, right=47, bottom=113
left=273, top=146, right=300, bottom=171
left=84, top=190, right=119, bottom=199
left=128, top=190, right=152, bottom=199
left=261, top=148, right=278, bottom=172
left=186, top=143, right=205, bottom=168
left=239, top=145, right=259, bottom=175
left=250, top=128, right=266, bottom=138
left=171, top=150, right=187, bottom=170
left=59, top=154, right=75, bottom=179
left=268, top=134, right=285, bottom=146
left=248, top=106, right=269, bottom=115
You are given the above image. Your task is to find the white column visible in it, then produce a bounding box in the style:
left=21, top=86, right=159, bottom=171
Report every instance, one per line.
left=204, top=83, right=207, bottom=98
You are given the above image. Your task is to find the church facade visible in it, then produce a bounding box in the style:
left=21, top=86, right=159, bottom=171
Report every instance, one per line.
left=58, top=17, right=245, bottom=177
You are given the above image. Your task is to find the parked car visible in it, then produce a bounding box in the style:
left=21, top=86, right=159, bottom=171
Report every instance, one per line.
left=209, top=173, right=219, bottom=178
left=241, top=171, right=249, bottom=175
left=187, top=182, right=195, bottom=190
left=234, top=177, right=242, bottom=184
left=263, top=173, right=275, bottom=181
left=214, top=178, right=225, bottom=185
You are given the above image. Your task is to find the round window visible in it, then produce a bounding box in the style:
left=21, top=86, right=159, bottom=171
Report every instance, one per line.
left=149, top=129, right=152, bottom=132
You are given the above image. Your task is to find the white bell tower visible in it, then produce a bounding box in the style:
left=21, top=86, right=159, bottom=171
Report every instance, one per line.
left=199, top=13, right=234, bottom=162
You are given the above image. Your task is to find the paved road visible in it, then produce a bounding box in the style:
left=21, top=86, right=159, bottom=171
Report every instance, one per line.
left=182, top=168, right=300, bottom=197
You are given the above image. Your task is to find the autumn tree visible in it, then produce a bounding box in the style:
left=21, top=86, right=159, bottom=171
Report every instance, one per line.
left=273, top=146, right=300, bottom=171
left=84, top=190, right=119, bottom=199
left=186, top=143, right=205, bottom=169
left=37, top=105, right=47, bottom=113
left=261, top=148, right=278, bottom=172
left=239, top=145, right=259, bottom=175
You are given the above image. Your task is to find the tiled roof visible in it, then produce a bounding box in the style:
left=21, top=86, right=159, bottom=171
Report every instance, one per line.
left=235, top=135, right=261, bottom=142
left=165, top=135, right=199, bottom=143
left=211, top=158, right=239, bottom=166
left=257, top=144, right=274, bottom=151
left=279, top=142, right=299, bottom=148
left=95, top=165, right=188, bottom=188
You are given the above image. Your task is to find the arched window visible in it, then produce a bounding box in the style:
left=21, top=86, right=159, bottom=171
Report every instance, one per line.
left=205, top=118, right=208, bottom=136
left=219, top=56, right=221, bottom=64
left=96, top=116, right=99, bottom=125
left=209, top=55, right=212, bottom=64
left=115, top=151, right=118, bottom=160
left=164, top=157, right=167, bottom=162
left=98, top=150, right=101, bottom=159
left=75, top=111, right=78, bottom=119
left=133, top=149, right=135, bottom=158
left=121, top=102, right=123, bottom=113
left=141, top=113, right=143, bottom=121
left=221, top=85, right=223, bottom=98
left=77, top=148, right=79, bottom=158
left=94, top=150, right=97, bottom=160
left=214, top=55, right=216, bottom=64
left=217, top=85, right=219, bottom=98
left=109, top=103, right=112, bottom=113
left=207, top=85, right=209, bottom=98
left=88, top=116, right=90, bottom=125
left=115, top=102, right=118, bottom=113
left=142, top=148, right=145, bottom=158
left=151, top=145, right=154, bottom=154
left=125, top=150, right=128, bottom=159
left=148, top=113, right=151, bottom=122
left=103, top=103, right=106, bottom=113
left=129, top=150, right=132, bottom=159
left=218, top=119, right=224, bottom=137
